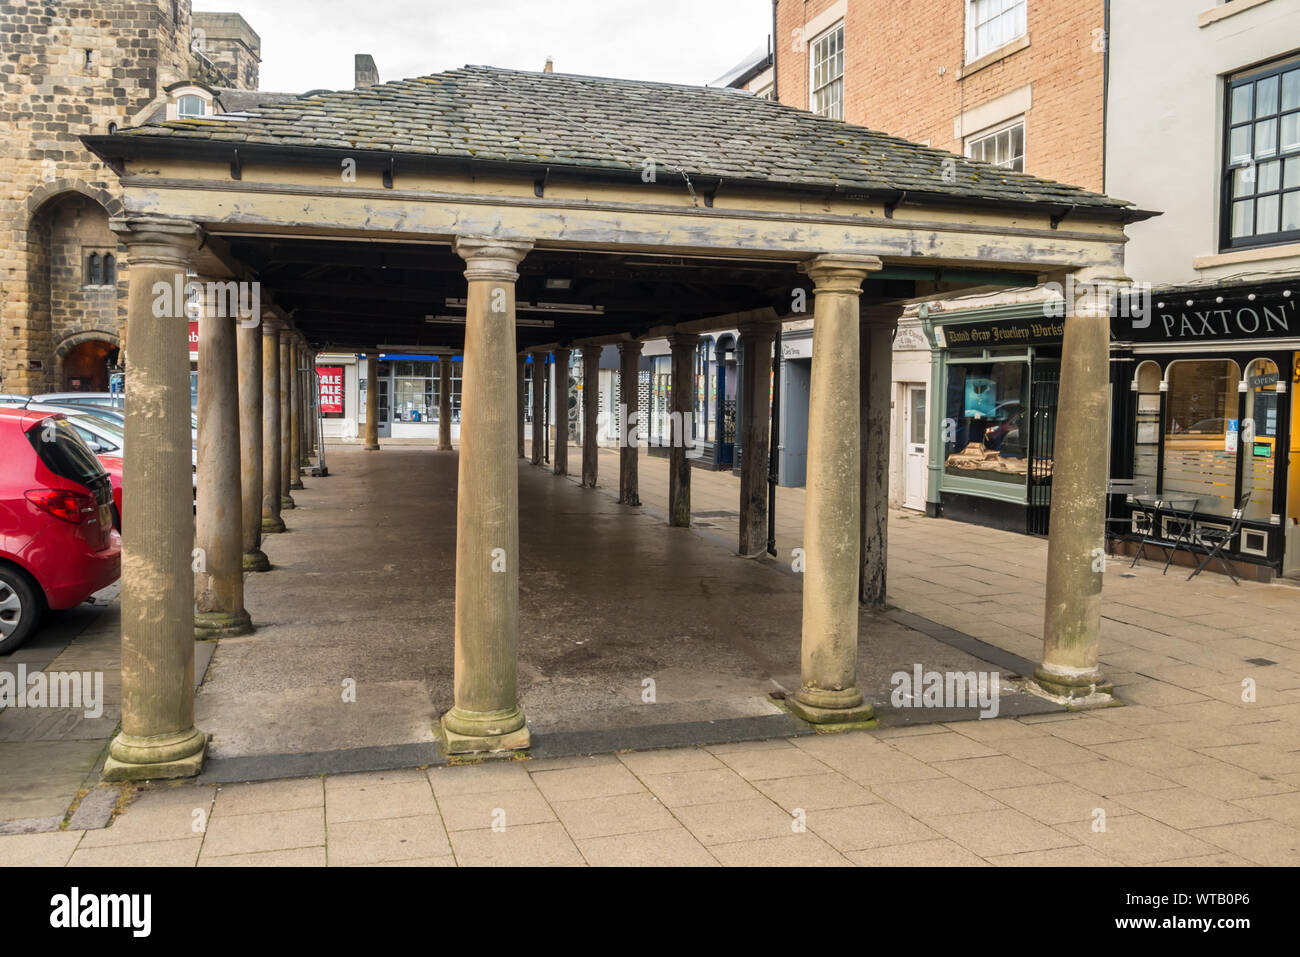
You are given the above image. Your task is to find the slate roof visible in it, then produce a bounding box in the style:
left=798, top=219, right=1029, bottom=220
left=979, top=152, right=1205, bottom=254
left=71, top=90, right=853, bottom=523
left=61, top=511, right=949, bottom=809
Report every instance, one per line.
left=110, top=65, right=1138, bottom=215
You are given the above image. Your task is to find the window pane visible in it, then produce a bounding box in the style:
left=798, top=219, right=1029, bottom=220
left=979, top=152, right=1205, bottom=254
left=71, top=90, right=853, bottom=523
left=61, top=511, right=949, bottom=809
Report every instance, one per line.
left=1257, top=193, right=1280, bottom=233
left=1234, top=165, right=1257, bottom=197
left=1230, top=125, right=1252, bottom=163
left=1232, top=199, right=1255, bottom=237
left=1283, top=191, right=1300, bottom=231
left=1257, top=75, right=1280, bottom=117
left=942, top=361, right=1028, bottom=487
left=1281, top=112, right=1300, bottom=153
left=1255, top=118, right=1277, bottom=157
left=1284, top=70, right=1300, bottom=111
left=1258, top=159, right=1281, bottom=193
left=1231, top=84, right=1253, bottom=125
left=1162, top=360, right=1241, bottom=518
left=1286, top=156, right=1300, bottom=189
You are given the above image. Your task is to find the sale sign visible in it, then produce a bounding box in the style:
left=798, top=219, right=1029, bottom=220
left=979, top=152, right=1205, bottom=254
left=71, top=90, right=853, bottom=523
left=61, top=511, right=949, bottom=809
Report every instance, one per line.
left=317, top=366, right=343, bottom=413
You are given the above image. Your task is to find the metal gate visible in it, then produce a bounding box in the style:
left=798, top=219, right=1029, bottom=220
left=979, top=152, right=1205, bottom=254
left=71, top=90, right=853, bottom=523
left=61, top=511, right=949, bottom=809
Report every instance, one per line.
left=1027, top=362, right=1060, bottom=535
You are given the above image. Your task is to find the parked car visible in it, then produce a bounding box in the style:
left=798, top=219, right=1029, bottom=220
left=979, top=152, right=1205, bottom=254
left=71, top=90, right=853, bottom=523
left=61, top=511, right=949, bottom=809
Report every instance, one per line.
left=0, top=401, right=197, bottom=500
left=0, top=408, right=120, bottom=653
left=33, top=391, right=125, bottom=411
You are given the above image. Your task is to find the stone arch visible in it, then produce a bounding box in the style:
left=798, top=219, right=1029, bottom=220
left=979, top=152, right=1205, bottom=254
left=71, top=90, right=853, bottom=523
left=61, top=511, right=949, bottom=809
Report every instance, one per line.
left=22, top=178, right=124, bottom=231
left=54, top=330, right=122, bottom=392
left=54, top=328, right=121, bottom=359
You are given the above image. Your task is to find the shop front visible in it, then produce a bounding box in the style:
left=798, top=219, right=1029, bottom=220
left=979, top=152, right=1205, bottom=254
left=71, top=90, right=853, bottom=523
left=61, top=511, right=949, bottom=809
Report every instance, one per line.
left=1109, top=277, right=1298, bottom=581
left=318, top=352, right=462, bottom=442
left=921, top=302, right=1065, bottom=534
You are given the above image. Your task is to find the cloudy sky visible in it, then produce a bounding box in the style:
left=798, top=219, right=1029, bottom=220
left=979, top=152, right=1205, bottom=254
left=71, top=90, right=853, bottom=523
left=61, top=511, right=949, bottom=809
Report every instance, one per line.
left=195, top=0, right=773, bottom=93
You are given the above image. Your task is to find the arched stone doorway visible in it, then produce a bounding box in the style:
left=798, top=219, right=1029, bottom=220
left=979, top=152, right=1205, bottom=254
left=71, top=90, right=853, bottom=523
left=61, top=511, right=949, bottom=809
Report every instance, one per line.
left=13, top=182, right=123, bottom=393
left=59, top=336, right=119, bottom=391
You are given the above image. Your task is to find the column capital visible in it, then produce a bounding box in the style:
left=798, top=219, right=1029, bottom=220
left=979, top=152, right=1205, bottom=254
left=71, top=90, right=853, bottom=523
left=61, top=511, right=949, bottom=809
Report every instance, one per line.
left=666, top=332, right=700, bottom=351
left=617, top=339, right=643, bottom=357
left=109, top=216, right=201, bottom=268
left=799, top=253, right=883, bottom=294
left=278, top=324, right=296, bottom=343
left=454, top=235, right=534, bottom=282
left=737, top=320, right=778, bottom=342
left=260, top=312, right=283, bottom=335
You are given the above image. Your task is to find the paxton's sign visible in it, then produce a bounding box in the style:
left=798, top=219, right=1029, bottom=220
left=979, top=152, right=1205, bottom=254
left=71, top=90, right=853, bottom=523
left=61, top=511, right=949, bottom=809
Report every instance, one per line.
left=1120, top=287, right=1296, bottom=343
left=937, top=318, right=1064, bottom=348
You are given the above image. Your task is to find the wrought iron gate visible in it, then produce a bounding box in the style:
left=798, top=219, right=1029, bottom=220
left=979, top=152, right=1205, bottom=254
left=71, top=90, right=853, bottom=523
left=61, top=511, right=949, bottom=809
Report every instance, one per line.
left=1027, top=362, right=1060, bottom=535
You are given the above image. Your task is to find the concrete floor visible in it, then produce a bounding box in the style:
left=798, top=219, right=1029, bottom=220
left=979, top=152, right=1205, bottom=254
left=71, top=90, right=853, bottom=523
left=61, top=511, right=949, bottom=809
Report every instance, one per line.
left=196, top=445, right=1034, bottom=762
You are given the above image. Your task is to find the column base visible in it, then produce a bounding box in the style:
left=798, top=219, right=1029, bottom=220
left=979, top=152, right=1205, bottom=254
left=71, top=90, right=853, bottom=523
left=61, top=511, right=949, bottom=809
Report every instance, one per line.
left=194, top=609, right=252, bottom=640
left=103, top=728, right=207, bottom=782
left=439, top=706, right=531, bottom=755
left=438, top=443, right=452, bottom=452
left=261, top=516, right=286, bottom=534
left=243, top=549, right=271, bottom=572
left=1029, top=666, right=1116, bottom=707
left=281, top=495, right=295, bottom=509
left=364, top=443, right=380, bottom=451
left=786, top=687, right=876, bottom=726
left=290, top=478, right=304, bottom=490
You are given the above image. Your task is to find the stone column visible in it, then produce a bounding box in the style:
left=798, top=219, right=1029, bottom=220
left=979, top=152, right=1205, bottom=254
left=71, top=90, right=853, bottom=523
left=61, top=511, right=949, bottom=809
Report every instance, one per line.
left=668, top=333, right=698, bottom=527
left=441, top=235, right=534, bottom=754
left=363, top=352, right=381, bottom=450
left=581, top=345, right=600, bottom=487
left=516, top=355, right=526, bottom=458
left=1035, top=270, right=1125, bottom=701
left=289, top=337, right=304, bottom=490
left=438, top=354, right=454, bottom=451
left=279, top=326, right=295, bottom=510
left=552, top=347, right=570, bottom=476
left=103, top=217, right=207, bottom=781
left=860, top=305, right=900, bottom=607
left=261, top=317, right=285, bottom=534
left=239, top=312, right=269, bottom=570
left=193, top=280, right=252, bottom=639
left=617, top=340, right=642, bottom=506
left=530, top=355, right=545, bottom=466
left=787, top=254, right=882, bottom=725
left=738, top=322, right=775, bottom=556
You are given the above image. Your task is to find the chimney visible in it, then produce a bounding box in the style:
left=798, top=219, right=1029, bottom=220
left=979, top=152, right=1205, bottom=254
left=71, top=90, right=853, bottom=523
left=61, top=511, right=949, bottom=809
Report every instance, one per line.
left=355, top=54, right=380, bottom=88
left=543, top=56, right=554, bottom=73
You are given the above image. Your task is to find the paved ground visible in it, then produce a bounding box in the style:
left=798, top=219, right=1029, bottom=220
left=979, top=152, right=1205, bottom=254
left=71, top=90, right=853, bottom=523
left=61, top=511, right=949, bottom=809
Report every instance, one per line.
left=3, top=441, right=1299, bottom=865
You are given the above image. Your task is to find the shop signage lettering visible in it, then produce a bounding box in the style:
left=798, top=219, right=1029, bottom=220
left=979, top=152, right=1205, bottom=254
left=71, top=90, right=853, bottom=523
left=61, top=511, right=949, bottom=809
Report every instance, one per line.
left=1127, top=291, right=1295, bottom=342
left=941, top=320, right=1064, bottom=346
left=188, top=320, right=199, bottom=354
left=317, top=367, right=343, bottom=413
left=1250, top=372, right=1279, bottom=388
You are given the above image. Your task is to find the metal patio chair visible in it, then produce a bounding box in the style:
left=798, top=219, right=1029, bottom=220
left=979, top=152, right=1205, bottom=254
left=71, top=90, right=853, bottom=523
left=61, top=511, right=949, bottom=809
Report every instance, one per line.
left=1187, top=491, right=1252, bottom=585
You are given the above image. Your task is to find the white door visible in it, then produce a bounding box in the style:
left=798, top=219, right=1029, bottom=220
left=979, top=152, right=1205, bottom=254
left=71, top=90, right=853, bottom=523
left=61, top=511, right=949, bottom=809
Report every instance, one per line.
left=903, top=384, right=927, bottom=511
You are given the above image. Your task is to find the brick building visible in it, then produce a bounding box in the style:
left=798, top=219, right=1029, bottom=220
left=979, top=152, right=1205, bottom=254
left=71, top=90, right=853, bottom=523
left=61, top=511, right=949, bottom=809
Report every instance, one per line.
left=0, top=1, right=261, bottom=393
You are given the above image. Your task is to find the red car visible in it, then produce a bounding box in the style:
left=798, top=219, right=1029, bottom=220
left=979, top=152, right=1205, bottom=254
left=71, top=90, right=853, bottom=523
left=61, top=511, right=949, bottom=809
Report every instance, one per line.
left=0, top=408, right=121, bottom=653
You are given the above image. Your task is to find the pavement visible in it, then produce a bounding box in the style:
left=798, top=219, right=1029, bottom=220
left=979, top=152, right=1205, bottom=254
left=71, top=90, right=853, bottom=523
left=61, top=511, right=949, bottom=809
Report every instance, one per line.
left=2, top=441, right=1298, bottom=866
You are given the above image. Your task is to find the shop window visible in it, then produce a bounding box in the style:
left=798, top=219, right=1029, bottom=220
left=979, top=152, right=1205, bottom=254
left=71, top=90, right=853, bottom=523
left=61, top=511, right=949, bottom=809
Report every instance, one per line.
left=391, top=360, right=436, bottom=423
left=810, top=22, right=844, bottom=120
left=1222, top=55, right=1300, bottom=250
left=943, top=361, right=1029, bottom=486
left=1162, top=359, right=1241, bottom=517
left=1242, top=358, right=1280, bottom=521
left=1132, top=361, right=1162, bottom=495
left=966, top=0, right=1027, bottom=64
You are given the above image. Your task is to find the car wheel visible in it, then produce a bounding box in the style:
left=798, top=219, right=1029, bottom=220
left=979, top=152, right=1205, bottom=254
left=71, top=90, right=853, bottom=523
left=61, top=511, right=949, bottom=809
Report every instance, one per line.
left=0, top=566, right=43, bottom=655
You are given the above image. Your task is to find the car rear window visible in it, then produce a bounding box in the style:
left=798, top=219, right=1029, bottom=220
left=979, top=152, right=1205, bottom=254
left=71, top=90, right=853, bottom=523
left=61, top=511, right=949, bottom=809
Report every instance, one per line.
left=26, top=417, right=109, bottom=489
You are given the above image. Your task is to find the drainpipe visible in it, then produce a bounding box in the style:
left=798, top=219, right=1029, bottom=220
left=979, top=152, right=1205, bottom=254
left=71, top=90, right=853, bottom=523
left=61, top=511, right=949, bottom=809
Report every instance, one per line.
left=770, top=0, right=779, bottom=101
left=920, top=305, right=945, bottom=518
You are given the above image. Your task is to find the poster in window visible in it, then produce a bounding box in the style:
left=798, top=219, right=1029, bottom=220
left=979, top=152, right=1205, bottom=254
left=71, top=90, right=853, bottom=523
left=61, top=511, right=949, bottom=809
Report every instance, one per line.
left=317, top=366, right=344, bottom=414
left=964, top=376, right=997, bottom=418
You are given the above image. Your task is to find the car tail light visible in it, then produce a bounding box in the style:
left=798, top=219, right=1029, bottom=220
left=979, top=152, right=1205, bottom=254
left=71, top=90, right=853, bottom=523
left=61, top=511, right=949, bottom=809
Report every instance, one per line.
left=25, top=488, right=94, bottom=524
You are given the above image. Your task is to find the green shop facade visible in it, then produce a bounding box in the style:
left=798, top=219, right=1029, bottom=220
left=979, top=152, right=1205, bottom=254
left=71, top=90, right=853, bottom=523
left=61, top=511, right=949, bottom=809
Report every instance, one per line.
left=919, top=302, right=1065, bottom=535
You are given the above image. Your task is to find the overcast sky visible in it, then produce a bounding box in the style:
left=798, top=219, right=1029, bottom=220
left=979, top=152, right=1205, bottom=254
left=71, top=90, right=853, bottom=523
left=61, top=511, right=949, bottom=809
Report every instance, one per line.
left=195, top=0, right=773, bottom=93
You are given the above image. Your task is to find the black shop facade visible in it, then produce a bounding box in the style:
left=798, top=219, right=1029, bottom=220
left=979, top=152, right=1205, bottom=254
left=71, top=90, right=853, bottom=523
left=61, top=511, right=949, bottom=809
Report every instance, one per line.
left=1109, top=276, right=1299, bottom=582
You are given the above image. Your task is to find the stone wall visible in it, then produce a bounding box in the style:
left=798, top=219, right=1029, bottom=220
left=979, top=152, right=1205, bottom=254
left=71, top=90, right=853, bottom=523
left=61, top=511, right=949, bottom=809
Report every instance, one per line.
left=0, top=1, right=255, bottom=392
